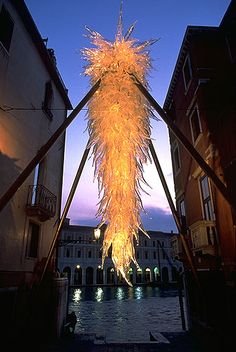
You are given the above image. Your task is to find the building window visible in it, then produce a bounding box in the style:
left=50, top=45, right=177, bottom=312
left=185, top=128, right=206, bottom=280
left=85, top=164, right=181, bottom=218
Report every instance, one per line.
left=153, top=252, right=156, bottom=259
left=77, top=250, right=81, bottom=258
left=200, top=175, right=215, bottom=220
left=27, top=222, right=40, bottom=258
left=182, top=54, right=192, bottom=90
left=136, top=251, right=139, bottom=259
left=153, top=241, right=155, bottom=247
left=190, top=106, right=202, bottom=143
left=178, top=198, right=186, bottom=228
left=207, top=226, right=216, bottom=246
left=0, top=5, right=14, bottom=52
left=179, top=199, right=186, bottom=217
left=144, top=240, right=147, bottom=247
left=31, top=161, right=44, bottom=204
left=42, top=81, right=53, bottom=119
left=88, top=250, right=92, bottom=258
left=172, top=143, right=181, bottom=174
left=144, top=251, right=148, bottom=259
left=78, top=236, right=82, bottom=243
left=162, top=249, right=166, bottom=260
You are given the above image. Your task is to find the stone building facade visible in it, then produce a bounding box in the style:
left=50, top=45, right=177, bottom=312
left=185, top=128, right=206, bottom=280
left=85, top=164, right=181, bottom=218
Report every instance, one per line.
left=163, top=0, right=236, bottom=343
left=0, top=0, right=72, bottom=343
left=57, top=219, right=183, bottom=286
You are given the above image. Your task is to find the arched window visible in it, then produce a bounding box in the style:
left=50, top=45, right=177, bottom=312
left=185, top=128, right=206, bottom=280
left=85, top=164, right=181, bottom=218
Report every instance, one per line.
left=162, top=267, right=169, bottom=283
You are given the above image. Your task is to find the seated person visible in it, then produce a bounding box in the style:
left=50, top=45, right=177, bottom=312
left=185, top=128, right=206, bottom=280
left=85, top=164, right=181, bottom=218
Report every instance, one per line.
left=67, top=311, right=77, bottom=334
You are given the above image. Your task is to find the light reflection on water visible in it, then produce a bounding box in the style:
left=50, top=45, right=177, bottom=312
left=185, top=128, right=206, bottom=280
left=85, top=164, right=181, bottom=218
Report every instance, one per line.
left=73, top=288, right=82, bottom=303
left=71, top=285, right=178, bottom=302
left=95, top=287, right=104, bottom=302
left=68, top=285, right=184, bottom=341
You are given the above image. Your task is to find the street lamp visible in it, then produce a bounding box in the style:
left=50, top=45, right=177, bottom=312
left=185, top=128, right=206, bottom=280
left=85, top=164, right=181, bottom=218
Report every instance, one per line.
left=94, top=228, right=101, bottom=241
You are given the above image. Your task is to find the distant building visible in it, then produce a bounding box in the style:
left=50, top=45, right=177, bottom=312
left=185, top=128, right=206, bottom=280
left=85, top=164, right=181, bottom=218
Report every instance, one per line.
left=164, top=0, right=235, bottom=342
left=0, top=0, right=72, bottom=342
left=57, top=218, right=183, bottom=286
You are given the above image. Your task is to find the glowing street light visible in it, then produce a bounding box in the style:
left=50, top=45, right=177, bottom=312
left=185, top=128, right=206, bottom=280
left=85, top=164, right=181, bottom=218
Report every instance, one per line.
left=94, top=228, right=101, bottom=241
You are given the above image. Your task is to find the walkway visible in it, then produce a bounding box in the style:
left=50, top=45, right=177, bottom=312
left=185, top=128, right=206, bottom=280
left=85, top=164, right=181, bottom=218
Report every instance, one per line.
left=38, top=329, right=228, bottom=352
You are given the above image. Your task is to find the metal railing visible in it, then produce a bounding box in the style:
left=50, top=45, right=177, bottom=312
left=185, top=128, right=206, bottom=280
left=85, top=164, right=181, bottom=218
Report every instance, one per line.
left=26, top=184, right=57, bottom=219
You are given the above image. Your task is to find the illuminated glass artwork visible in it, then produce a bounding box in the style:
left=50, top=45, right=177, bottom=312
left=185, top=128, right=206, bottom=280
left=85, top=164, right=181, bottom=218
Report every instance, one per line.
left=82, top=7, right=156, bottom=285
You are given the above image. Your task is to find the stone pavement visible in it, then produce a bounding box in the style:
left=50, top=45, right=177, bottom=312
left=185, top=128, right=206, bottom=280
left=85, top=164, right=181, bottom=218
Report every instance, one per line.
left=37, top=329, right=229, bottom=352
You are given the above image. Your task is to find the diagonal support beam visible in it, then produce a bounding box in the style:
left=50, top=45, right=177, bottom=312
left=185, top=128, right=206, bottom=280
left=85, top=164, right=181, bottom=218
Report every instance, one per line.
left=40, top=139, right=91, bottom=283
left=149, top=140, right=199, bottom=285
left=131, top=74, right=236, bottom=210
left=0, top=79, right=101, bottom=213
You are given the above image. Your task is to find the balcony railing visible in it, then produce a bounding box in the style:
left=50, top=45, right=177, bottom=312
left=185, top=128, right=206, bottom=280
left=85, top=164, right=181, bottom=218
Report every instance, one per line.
left=26, top=184, right=57, bottom=221
left=171, top=236, right=185, bottom=261
left=190, top=220, right=217, bottom=256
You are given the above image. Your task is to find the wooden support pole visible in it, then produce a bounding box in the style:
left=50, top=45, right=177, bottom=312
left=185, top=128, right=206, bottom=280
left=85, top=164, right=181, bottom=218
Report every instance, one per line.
left=149, top=140, right=199, bottom=285
left=0, top=79, right=101, bottom=213
left=131, top=74, right=236, bottom=210
left=40, top=139, right=91, bottom=283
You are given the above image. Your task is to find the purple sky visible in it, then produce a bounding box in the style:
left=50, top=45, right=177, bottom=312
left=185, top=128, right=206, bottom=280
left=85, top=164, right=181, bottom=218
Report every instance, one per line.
left=25, top=0, right=231, bottom=232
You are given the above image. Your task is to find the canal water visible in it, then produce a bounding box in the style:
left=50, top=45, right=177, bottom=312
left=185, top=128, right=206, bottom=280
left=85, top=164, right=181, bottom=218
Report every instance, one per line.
left=68, top=285, right=186, bottom=343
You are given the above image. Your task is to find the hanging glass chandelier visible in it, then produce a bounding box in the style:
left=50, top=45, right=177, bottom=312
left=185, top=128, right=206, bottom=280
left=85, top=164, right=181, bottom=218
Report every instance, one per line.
left=82, top=8, right=157, bottom=285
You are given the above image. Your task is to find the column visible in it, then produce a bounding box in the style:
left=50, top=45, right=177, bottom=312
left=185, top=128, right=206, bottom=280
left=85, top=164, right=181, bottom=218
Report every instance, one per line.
left=93, top=266, right=97, bottom=285
left=82, top=267, right=86, bottom=285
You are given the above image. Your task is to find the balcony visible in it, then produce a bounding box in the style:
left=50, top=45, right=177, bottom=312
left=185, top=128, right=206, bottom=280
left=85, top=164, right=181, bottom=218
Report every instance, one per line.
left=26, top=184, right=57, bottom=221
left=190, top=220, right=217, bottom=257
left=171, top=236, right=183, bottom=260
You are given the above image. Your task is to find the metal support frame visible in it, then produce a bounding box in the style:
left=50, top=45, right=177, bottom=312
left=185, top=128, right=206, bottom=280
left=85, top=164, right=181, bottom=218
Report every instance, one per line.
left=2, top=72, right=229, bottom=288
left=40, top=139, right=91, bottom=282
left=0, top=79, right=101, bottom=212
left=132, top=74, right=236, bottom=210
left=149, top=141, right=199, bottom=285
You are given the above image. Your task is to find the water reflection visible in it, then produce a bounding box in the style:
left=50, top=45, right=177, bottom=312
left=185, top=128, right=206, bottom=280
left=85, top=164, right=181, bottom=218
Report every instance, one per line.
left=70, top=285, right=176, bottom=303
left=134, top=286, right=143, bottom=299
left=95, top=287, right=104, bottom=302
left=73, top=288, right=82, bottom=302
left=116, top=287, right=125, bottom=300
left=68, top=285, right=184, bottom=341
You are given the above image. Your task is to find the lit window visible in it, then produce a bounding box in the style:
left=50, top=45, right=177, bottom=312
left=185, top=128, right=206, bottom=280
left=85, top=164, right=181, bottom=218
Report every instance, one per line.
left=172, top=143, right=181, bottom=174
left=178, top=198, right=186, bottom=228
left=27, top=222, right=40, bottom=258
left=179, top=199, right=186, bottom=217
left=190, top=106, right=202, bottom=143
left=0, top=5, right=14, bottom=52
left=42, top=81, right=53, bottom=119
left=200, top=175, right=215, bottom=220
left=182, top=54, right=192, bottom=90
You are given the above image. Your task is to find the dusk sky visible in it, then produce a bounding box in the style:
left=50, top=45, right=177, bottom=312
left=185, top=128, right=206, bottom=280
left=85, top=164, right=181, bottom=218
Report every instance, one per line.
left=25, top=0, right=231, bottom=232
